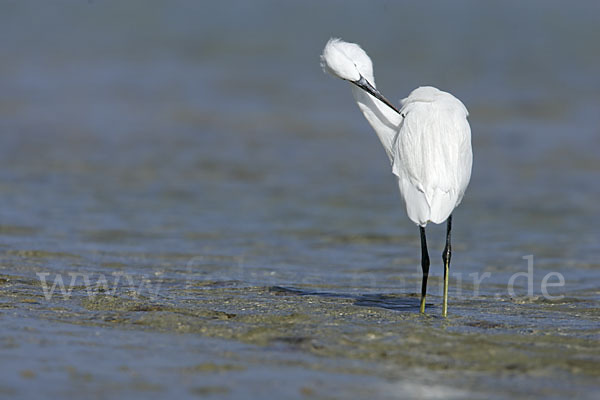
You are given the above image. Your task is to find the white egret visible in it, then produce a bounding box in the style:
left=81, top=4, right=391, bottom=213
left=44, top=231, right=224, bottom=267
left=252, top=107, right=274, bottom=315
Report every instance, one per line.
left=320, top=38, right=472, bottom=317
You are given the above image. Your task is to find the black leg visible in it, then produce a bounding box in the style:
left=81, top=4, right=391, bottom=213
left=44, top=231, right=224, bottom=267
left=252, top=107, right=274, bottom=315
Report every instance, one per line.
left=442, top=215, right=452, bottom=317
left=419, top=226, right=430, bottom=313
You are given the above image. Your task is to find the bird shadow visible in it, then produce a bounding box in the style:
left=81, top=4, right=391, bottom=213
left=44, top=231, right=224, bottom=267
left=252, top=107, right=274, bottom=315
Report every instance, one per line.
left=268, top=286, right=427, bottom=312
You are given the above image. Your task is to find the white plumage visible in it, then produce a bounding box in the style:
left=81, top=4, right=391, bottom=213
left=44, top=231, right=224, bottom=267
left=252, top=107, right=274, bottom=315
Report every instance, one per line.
left=394, top=86, right=472, bottom=226
left=321, top=39, right=472, bottom=227
left=320, top=37, right=473, bottom=316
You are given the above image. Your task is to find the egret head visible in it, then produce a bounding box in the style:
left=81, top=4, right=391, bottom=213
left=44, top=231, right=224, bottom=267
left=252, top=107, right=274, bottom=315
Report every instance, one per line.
left=320, top=38, right=375, bottom=84
left=321, top=38, right=399, bottom=115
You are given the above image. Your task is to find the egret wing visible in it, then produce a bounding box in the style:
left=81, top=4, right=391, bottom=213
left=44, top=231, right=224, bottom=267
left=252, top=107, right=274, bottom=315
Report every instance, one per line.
left=391, top=95, right=471, bottom=225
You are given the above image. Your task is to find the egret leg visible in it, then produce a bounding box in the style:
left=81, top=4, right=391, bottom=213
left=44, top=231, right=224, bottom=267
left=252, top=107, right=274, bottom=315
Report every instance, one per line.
left=442, top=215, right=452, bottom=317
left=419, top=226, right=430, bottom=313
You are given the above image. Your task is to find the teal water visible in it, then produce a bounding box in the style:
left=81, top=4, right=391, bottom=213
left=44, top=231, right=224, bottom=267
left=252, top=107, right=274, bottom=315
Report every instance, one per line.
left=1, top=1, right=599, bottom=398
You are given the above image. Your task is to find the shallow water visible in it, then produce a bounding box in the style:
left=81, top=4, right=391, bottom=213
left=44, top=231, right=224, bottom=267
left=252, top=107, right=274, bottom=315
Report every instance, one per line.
left=1, top=1, right=599, bottom=399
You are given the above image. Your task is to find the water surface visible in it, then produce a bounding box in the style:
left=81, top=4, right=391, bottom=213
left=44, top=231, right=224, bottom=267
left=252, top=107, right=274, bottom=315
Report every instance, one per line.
left=0, top=1, right=599, bottom=398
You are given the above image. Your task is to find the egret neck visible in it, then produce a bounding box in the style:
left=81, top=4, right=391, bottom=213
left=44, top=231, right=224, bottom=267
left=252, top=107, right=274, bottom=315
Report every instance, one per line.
left=350, top=83, right=402, bottom=163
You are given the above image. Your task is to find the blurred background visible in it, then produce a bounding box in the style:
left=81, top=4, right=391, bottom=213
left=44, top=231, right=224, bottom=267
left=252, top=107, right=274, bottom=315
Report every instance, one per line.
left=1, top=0, right=598, bottom=279
left=0, top=1, right=599, bottom=398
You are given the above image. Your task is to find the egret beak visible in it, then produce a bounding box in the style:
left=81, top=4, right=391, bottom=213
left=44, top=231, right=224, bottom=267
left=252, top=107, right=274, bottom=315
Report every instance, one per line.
left=351, top=75, right=401, bottom=115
